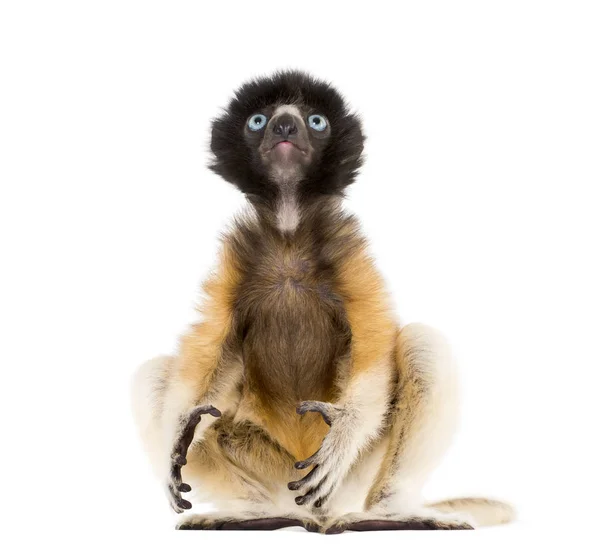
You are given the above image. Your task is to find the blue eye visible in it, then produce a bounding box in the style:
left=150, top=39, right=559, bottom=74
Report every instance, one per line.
left=248, top=114, right=267, bottom=131
left=308, top=114, right=327, bottom=131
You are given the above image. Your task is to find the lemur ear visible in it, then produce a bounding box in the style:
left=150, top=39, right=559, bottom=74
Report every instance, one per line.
left=210, top=109, right=278, bottom=201
left=209, top=115, right=239, bottom=184
left=209, top=109, right=264, bottom=188
left=302, top=110, right=365, bottom=196
left=333, top=112, right=365, bottom=185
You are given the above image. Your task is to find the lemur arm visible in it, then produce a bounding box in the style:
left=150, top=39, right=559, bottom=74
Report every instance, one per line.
left=290, top=243, right=397, bottom=509
left=162, top=240, right=243, bottom=512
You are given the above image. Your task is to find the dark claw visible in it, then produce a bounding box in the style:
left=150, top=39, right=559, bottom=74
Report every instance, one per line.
left=294, top=475, right=329, bottom=506
left=313, top=488, right=332, bottom=509
left=178, top=483, right=192, bottom=493
left=168, top=480, right=192, bottom=513
left=294, top=455, right=317, bottom=470
left=288, top=465, right=320, bottom=491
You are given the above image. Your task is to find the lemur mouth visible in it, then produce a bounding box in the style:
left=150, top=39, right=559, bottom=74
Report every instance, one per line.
left=271, top=141, right=307, bottom=155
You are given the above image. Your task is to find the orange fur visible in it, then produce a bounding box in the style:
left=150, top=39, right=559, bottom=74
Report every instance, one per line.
left=337, top=244, right=397, bottom=375
left=177, top=240, right=242, bottom=396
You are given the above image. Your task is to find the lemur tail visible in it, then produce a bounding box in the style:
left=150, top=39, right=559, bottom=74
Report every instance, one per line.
left=428, top=497, right=516, bottom=527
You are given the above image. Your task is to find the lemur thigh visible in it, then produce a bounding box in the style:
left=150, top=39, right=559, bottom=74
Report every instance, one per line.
left=329, top=323, right=513, bottom=532
left=365, top=324, right=514, bottom=528
left=132, top=355, right=264, bottom=504
left=131, top=356, right=233, bottom=487
left=366, top=322, right=460, bottom=513
left=131, top=356, right=235, bottom=478
left=132, top=355, right=319, bottom=530
left=131, top=354, right=176, bottom=477
left=323, top=323, right=468, bottom=532
left=130, top=240, right=248, bottom=513
left=289, top=244, right=397, bottom=510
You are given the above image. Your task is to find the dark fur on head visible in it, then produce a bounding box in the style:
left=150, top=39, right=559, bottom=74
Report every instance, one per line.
left=210, top=70, right=365, bottom=207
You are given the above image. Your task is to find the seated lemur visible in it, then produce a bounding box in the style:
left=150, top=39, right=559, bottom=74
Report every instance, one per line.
left=132, top=71, right=513, bottom=533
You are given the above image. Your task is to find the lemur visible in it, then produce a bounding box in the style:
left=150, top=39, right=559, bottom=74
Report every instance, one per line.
left=131, top=70, right=514, bottom=533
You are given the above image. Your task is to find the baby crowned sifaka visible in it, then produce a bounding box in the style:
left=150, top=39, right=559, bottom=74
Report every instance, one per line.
left=132, top=70, right=514, bottom=533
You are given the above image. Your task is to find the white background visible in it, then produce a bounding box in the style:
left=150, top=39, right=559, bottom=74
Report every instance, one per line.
left=1, top=1, right=599, bottom=558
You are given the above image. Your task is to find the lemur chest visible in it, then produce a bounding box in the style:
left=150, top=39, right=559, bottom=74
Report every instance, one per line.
left=235, top=245, right=350, bottom=405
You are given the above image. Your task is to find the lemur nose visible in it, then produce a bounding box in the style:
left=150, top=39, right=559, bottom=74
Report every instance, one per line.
left=272, top=116, right=298, bottom=140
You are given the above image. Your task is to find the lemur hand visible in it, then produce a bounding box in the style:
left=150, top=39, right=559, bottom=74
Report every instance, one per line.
left=288, top=400, right=355, bottom=510
left=167, top=404, right=221, bottom=513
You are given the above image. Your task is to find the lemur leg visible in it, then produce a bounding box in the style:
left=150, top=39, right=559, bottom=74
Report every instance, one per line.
left=132, top=355, right=175, bottom=480
left=133, top=355, right=232, bottom=508
left=326, top=323, right=472, bottom=533
left=132, top=356, right=318, bottom=531
left=368, top=323, right=462, bottom=514
left=132, top=354, right=232, bottom=511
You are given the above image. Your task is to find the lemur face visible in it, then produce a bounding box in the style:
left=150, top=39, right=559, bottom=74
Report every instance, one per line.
left=243, top=103, right=331, bottom=185
left=210, top=71, right=365, bottom=206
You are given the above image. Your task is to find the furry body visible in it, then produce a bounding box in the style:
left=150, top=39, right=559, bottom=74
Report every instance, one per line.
left=131, top=71, right=513, bottom=532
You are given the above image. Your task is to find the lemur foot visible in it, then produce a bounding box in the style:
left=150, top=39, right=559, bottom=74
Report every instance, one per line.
left=324, top=513, right=474, bottom=534
left=288, top=400, right=348, bottom=511
left=167, top=404, right=221, bottom=513
left=176, top=514, right=317, bottom=531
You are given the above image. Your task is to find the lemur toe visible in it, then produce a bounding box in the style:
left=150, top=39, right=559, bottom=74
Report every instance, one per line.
left=313, top=496, right=327, bottom=509
left=168, top=488, right=192, bottom=513
left=294, top=454, right=317, bottom=470
left=296, top=400, right=334, bottom=426
left=293, top=477, right=332, bottom=508
left=179, top=405, right=222, bottom=449
left=173, top=454, right=187, bottom=466
left=288, top=465, right=320, bottom=490
left=177, top=498, right=192, bottom=510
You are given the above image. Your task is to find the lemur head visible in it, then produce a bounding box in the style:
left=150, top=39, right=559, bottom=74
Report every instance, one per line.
left=210, top=71, right=364, bottom=207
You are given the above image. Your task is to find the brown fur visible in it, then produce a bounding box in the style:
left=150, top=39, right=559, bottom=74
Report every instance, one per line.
left=170, top=197, right=397, bottom=472
left=336, top=243, right=397, bottom=374
left=178, top=241, right=242, bottom=397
